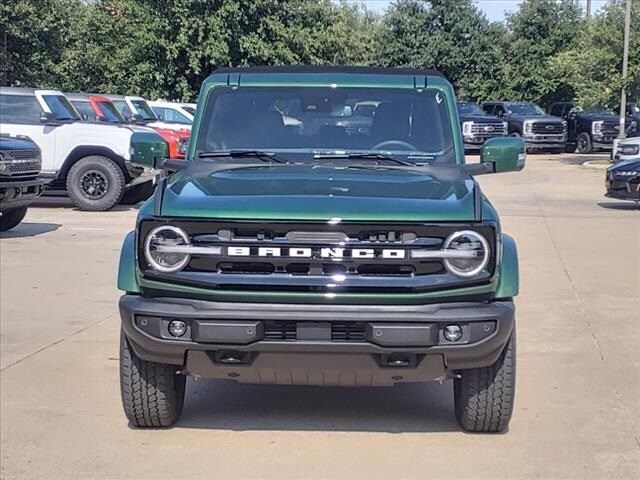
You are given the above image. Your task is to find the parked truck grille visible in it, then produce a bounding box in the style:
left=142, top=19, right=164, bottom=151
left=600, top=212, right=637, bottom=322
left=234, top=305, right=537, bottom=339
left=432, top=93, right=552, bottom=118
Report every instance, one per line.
left=531, top=122, right=565, bottom=134
left=0, top=150, right=41, bottom=177
left=470, top=122, right=506, bottom=135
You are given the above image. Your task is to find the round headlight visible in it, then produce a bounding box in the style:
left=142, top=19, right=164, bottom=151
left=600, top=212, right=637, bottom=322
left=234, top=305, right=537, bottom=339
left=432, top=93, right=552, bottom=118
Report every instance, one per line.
left=443, top=230, right=490, bottom=277
left=144, top=226, right=190, bottom=273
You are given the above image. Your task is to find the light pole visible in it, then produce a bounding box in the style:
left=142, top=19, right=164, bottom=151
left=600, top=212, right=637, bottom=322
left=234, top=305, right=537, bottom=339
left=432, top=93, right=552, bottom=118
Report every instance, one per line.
left=618, top=0, right=632, bottom=141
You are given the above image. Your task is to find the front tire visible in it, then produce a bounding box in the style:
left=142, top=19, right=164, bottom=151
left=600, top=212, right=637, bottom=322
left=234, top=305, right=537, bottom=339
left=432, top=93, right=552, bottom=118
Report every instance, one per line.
left=119, top=330, right=186, bottom=428
left=454, top=332, right=516, bottom=433
left=0, top=207, right=28, bottom=232
left=577, top=132, right=593, bottom=154
left=66, top=155, right=125, bottom=211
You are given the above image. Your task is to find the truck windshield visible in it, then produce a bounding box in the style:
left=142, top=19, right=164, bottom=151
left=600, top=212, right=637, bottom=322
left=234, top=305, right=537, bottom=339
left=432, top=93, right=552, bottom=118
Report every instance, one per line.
left=506, top=103, right=545, bottom=115
left=42, top=95, right=80, bottom=121
left=457, top=102, right=484, bottom=115
left=130, top=100, right=157, bottom=121
left=96, top=100, right=125, bottom=123
left=583, top=106, right=614, bottom=115
left=197, top=87, right=455, bottom=163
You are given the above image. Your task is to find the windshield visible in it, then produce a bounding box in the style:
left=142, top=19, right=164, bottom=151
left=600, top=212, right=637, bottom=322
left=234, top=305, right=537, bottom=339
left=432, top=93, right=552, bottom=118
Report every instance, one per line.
left=130, top=99, right=157, bottom=121
left=197, top=86, right=455, bottom=163
left=583, top=106, right=615, bottom=115
left=42, top=95, right=80, bottom=121
left=112, top=100, right=132, bottom=120
left=96, top=100, right=125, bottom=123
left=457, top=102, right=484, bottom=115
left=506, top=103, right=545, bottom=115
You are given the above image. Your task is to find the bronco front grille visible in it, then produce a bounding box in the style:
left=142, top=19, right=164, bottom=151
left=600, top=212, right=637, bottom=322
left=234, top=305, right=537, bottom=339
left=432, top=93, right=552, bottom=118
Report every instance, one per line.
left=139, top=220, right=497, bottom=294
left=0, top=150, right=41, bottom=177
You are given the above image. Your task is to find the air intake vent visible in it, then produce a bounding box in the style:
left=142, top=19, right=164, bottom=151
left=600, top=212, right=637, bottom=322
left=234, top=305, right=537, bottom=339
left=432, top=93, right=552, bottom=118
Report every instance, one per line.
left=331, top=322, right=366, bottom=342
left=264, top=321, right=297, bottom=340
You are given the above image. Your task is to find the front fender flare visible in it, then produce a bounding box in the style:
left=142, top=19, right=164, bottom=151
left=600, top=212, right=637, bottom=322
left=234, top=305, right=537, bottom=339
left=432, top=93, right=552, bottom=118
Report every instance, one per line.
left=117, top=231, right=140, bottom=293
left=496, top=233, right=519, bottom=298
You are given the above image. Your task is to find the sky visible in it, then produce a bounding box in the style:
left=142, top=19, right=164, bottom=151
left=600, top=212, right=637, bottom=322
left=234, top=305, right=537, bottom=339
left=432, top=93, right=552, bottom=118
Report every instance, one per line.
left=347, top=1, right=609, bottom=21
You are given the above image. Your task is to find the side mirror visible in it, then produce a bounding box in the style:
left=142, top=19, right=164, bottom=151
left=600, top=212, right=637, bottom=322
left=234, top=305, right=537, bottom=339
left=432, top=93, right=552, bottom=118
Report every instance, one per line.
left=479, top=137, right=526, bottom=173
left=40, top=112, right=60, bottom=126
left=129, top=131, right=169, bottom=168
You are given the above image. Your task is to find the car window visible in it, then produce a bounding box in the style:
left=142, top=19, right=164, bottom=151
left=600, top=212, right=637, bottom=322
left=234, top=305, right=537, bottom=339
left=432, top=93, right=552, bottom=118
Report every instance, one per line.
left=482, top=104, right=495, bottom=115
left=494, top=105, right=506, bottom=116
left=42, top=95, right=80, bottom=121
left=550, top=104, right=565, bottom=116
left=183, top=106, right=196, bottom=115
left=96, top=101, right=126, bottom=123
left=197, top=86, right=455, bottom=163
left=153, top=106, right=192, bottom=124
left=130, top=100, right=157, bottom=121
left=0, top=94, right=42, bottom=124
left=72, top=100, right=98, bottom=121
left=457, top=103, right=484, bottom=115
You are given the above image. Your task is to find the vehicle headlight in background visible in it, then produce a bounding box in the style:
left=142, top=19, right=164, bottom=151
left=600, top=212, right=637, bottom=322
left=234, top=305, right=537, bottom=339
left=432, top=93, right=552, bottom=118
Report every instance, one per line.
left=523, top=120, right=533, bottom=135
left=617, top=144, right=640, bottom=156
left=592, top=121, right=603, bottom=134
left=562, top=120, right=568, bottom=132
left=502, top=121, right=508, bottom=133
left=144, top=225, right=191, bottom=272
left=442, top=230, right=490, bottom=277
left=616, top=170, right=639, bottom=176
left=462, top=121, right=474, bottom=136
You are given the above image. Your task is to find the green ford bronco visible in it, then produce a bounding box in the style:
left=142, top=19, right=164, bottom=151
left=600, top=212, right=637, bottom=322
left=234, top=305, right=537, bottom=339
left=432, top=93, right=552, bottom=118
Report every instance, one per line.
left=117, top=66, right=525, bottom=432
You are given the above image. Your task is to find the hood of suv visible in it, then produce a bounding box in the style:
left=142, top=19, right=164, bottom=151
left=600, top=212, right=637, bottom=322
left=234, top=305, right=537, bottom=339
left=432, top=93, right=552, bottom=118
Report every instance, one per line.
left=160, top=164, right=478, bottom=222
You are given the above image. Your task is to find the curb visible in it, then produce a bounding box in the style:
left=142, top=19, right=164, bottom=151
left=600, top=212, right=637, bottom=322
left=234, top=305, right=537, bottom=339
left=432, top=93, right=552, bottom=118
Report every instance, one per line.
left=581, top=160, right=611, bottom=170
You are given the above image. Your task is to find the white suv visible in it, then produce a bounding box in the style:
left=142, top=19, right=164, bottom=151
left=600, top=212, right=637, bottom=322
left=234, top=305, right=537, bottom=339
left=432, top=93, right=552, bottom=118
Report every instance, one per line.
left=107, top=95, right=191, bottom=132
left=0, top=87, right=167, bottom=211
left=149, top=100, right=195, bottom=126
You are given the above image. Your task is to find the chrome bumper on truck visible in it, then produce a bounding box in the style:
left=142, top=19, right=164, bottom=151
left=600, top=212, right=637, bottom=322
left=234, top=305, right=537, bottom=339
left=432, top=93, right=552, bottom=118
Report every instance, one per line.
left=120, top=295, right=515, bottom=387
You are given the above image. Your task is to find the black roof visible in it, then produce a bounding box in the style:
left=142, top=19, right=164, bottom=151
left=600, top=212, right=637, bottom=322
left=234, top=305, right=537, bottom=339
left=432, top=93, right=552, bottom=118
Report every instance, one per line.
left=212, top=65, right=444, bottom=77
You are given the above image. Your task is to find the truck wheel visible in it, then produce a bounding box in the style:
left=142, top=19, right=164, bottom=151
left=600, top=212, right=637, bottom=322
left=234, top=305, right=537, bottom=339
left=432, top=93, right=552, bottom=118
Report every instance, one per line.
left=577, top=132, right=593, bottom=154
left=119, top=330, right=186, bottom=428
left=0, top=207, right=28, bottom=232
left=121, top=181, right=155, bottom=205
left=454, top=332, right=515, bottom=433
left=66, top=155, right=125, bottom=211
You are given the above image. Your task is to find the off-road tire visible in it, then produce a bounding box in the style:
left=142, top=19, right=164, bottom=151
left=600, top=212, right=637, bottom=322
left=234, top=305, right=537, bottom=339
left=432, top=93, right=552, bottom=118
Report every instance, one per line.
left=577, top=132, right=593, bottom=154
left=119, top=330, right=186, bottom=428
left=0, top=207, right=28, bottom=232
left=66, top=155, right=125, bottom=211
left=454, top=332, right=516, bottom=433
left=121, top=181, right=155, bottom=205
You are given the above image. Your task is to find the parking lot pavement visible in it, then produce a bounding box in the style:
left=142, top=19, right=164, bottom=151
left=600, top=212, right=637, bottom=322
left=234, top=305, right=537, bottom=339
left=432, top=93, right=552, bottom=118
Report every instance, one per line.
left=1, top=154, right=638, bottom=479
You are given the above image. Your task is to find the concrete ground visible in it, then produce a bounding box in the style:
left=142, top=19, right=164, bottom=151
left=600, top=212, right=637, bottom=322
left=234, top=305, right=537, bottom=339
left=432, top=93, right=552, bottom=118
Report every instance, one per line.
left=1, top=153, right=638, bottom=479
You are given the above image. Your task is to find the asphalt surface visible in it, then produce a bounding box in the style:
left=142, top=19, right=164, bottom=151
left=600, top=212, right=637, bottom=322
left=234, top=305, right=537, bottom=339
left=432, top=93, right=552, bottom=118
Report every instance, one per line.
left=1, top=153, right=639, bottom=479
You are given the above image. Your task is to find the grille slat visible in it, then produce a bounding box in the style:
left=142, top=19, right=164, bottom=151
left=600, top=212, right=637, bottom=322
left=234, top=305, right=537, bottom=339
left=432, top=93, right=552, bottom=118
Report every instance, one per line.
left=470, top=122, right=506, bottom=135
left=531, top=122, right=565, bottom=134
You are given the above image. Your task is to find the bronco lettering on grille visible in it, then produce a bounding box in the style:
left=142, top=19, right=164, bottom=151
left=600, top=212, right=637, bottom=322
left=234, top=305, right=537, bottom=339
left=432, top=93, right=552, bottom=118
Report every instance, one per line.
left=226, top=246, right=406, bottom=259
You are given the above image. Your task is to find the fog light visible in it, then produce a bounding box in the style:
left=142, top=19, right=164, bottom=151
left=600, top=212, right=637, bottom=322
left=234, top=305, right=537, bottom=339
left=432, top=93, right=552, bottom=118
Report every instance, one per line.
left=168, top=320, right=187, bottom=337
left=444, top=325, right=463, bottom=342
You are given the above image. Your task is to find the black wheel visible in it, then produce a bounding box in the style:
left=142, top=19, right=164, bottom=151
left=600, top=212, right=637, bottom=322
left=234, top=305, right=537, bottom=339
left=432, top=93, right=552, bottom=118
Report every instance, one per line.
left=66, top=155, right=125, bottom=211
left=120, top=330, right=186, bottom=428
left=0, top=207, right=28, bottom=232
left=121, top=181, right=155, bottom=205
left=454, top=332, right=516, bottom=433
left=577, top=132, right=593, bottom=154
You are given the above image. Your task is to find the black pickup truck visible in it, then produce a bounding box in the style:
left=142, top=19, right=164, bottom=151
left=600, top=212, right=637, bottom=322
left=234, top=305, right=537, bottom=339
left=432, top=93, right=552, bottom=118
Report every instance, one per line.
left=482, top=101, right=567, bottom=153
left=457, top=102, right=507, bottom=153
left=0, top=135, right=46, bottom=231
left=549, top=102, right=637, bottom=153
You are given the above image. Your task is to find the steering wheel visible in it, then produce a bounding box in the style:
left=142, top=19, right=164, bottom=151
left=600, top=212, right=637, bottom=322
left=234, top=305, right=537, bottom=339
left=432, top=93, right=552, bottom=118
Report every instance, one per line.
left=372, top=140, right=417, bottom=151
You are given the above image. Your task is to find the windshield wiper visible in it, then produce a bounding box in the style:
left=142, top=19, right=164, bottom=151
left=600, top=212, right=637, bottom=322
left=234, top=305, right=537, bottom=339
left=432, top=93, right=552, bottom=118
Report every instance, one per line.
left=313, top=152, right=414, bottom=166
left=197, top=150, right=290, bottom=164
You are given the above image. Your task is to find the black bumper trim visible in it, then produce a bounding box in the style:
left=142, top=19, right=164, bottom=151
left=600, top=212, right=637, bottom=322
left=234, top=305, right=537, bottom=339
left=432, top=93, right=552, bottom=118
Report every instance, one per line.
left=0, top=178, right=47, bottom=211
left=120, top=295, right=515, bottom=379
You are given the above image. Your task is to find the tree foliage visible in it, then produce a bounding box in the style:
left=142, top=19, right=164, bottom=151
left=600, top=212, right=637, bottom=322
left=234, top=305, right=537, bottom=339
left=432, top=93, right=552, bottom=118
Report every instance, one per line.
left=1, top=0, right=637, bottom=108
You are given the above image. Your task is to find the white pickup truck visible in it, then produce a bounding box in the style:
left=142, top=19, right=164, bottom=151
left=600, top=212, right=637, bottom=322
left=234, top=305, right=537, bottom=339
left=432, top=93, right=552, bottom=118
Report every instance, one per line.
left=0, top=87, right=167, bottom=211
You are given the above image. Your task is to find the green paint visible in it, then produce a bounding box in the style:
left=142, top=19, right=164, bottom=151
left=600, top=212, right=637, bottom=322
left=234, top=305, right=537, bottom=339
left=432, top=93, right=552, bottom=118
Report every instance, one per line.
left=480, top=137, right=526, bottom=173
left=496, top=234, right=519, bottom=298
left=117, top=231, right=139, bottom=293
left=130, top=131, right=169, bottom=168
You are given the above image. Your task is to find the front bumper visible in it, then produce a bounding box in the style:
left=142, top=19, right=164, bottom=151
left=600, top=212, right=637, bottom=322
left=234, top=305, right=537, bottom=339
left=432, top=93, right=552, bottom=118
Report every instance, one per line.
left=0, top=177, right=47, bottom=211
left=120, top=295, right=515, bottom=386
left=463, top=135, right=505, bottom=151
left=523, top=134, right=566, bottom=149
left=606, top=178, right=640, bottom=201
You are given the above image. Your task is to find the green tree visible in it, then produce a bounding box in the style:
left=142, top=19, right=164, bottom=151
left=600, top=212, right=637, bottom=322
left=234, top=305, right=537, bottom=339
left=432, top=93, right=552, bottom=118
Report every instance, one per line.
left=551, top=0, right=640, bottom=108
left=502, top=0, right=583, bottom=106
left=375, top=0, right=508, bottom=101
